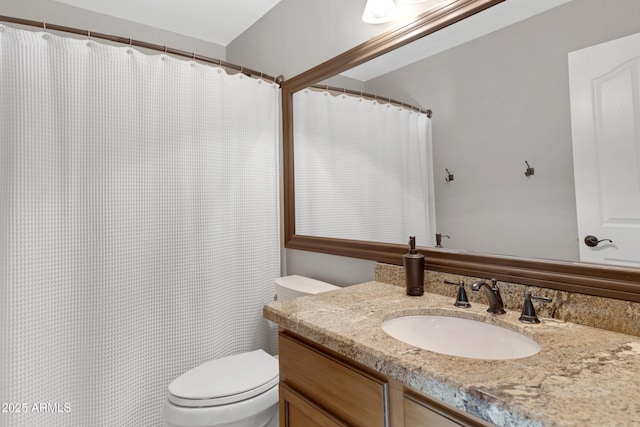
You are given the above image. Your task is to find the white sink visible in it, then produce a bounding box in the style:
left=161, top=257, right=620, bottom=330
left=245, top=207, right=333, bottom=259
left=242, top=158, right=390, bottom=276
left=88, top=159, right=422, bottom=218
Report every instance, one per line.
left=381, top=315, right=541, bottom=360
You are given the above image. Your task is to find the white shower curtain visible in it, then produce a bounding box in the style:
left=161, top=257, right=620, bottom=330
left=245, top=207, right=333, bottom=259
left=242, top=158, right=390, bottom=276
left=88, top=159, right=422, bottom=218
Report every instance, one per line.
left=293, top=89, right=435, bottom=246
left=0, top=25, right=280, bottom=426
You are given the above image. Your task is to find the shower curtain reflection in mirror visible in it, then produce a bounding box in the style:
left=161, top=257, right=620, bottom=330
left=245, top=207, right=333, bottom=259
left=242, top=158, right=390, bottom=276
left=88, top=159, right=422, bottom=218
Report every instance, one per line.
left=293, top=89, right=435, bottom=246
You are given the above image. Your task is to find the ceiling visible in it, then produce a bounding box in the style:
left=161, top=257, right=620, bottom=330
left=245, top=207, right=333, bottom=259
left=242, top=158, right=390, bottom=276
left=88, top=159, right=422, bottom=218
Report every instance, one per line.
left=52, top=0, right=282, bottom=46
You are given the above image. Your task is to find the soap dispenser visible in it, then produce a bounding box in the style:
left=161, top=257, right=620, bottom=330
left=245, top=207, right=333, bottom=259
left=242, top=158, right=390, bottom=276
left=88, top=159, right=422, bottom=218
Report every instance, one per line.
left=404, top=236, right=424, bottom=296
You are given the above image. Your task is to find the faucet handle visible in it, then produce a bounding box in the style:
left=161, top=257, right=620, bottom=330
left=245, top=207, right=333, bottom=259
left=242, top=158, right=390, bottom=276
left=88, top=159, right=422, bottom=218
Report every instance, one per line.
left=519, top=291, right=552, bottom=324
left=490, top=278, right=506, bottom=309
left=444, top=280, right=471, bottom=308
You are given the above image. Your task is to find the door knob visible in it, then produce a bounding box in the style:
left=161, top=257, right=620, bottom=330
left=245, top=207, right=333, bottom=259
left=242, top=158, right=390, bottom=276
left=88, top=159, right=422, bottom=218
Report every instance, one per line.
left=584, top=235, right=613, bottom=247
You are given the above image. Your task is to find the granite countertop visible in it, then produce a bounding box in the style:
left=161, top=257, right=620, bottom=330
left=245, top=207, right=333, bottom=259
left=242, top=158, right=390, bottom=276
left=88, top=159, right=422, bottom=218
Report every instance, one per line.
left=263, top=281, right=640, bottom=427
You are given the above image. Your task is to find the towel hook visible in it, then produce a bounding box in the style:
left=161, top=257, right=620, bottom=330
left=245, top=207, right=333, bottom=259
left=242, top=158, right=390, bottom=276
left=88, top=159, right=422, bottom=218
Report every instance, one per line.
left=524, top=160, right=535, bottom=177
left=445, top=169, right=454, bottom=182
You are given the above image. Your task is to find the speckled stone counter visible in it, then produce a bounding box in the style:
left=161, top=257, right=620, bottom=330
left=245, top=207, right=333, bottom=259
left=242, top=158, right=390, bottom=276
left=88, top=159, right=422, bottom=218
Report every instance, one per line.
left=264, top=281, right=640, bottom=427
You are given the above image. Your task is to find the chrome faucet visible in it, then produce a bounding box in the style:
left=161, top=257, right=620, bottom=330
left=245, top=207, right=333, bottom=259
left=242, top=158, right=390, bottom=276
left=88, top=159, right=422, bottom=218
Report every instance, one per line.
left=471, top=278, right=506, bottom=314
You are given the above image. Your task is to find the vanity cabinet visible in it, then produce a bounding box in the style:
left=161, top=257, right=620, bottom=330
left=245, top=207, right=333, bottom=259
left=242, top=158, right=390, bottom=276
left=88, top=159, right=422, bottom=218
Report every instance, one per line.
left=278, top=331, right=491, bottom=427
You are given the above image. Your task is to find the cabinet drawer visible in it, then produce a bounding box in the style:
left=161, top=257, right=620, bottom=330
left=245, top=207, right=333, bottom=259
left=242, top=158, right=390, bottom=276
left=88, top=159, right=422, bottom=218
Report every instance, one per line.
left=279, top=332, right=388, bottom=427
left=405, top=396, right=462, bottom=427
left=280, top=382, right=349, bottom=427
left=404, top=391, right=491, bottom=427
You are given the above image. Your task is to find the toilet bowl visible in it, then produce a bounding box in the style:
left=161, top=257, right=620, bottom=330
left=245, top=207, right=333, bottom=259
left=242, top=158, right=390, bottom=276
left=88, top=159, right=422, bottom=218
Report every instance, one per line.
left=163, top=275, right=339, bottom=427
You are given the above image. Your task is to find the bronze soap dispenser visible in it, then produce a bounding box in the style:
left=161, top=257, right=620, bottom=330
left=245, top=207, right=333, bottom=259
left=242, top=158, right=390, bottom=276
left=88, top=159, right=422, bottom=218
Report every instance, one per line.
left=404, top=236, right=424, bottom=296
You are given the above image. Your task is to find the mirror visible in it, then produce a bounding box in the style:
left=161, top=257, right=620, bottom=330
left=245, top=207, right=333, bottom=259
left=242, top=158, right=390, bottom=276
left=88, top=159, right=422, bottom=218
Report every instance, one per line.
left=282, top=0, right=640, bottom=302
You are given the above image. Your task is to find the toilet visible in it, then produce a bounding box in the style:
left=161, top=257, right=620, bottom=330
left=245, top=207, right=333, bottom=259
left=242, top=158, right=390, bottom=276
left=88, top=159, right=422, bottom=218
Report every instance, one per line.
left=162, top=275, right=340, bottom=427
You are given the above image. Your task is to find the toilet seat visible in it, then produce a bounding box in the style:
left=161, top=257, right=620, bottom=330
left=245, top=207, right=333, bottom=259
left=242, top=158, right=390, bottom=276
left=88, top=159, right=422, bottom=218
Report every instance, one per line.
left=168, top=350, right=279, bottom=408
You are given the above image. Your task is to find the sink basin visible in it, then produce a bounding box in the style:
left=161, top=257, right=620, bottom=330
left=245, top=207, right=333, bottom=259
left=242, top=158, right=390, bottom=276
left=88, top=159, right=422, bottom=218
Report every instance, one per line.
left=381, top=315, right=541, bottom=360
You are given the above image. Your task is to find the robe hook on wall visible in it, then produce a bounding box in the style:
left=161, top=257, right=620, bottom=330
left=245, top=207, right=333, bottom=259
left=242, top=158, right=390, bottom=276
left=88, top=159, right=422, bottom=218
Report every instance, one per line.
left=524, top=161, right=535, bottom=177
left=445, top=168, right=454, bottom=182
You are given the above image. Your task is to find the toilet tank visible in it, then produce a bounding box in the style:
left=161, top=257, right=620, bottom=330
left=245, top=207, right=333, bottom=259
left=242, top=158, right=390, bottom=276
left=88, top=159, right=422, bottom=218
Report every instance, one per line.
left=274, top=275, right=339, bottom=301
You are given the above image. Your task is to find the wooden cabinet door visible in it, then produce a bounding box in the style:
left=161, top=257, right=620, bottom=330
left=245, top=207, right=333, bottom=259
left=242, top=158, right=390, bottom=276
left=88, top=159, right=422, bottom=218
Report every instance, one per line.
left=279, top=382, right=348, bottom=427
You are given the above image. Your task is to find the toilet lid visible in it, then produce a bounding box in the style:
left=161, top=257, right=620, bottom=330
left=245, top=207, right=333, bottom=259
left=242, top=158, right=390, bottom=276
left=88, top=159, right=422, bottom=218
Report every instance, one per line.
left=275, top=275, right=339, bottom=293
left=168, top=350, right=279, bottom=408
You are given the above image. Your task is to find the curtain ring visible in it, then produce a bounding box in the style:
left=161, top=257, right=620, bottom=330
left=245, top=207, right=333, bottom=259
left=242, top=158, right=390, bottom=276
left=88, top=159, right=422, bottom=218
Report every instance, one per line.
left=192, top=52, right=196, bottom=60
left=87, top=30, right=91, bottom=40
left=129, top=38, right=132, bottom=46
left=164, top=46, right=167, bottom=53
left=43, top=22, right=47, bottom=30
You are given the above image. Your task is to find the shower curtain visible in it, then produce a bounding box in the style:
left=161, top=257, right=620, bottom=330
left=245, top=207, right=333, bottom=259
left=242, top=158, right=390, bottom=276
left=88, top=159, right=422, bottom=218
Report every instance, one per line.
left=0, top=25, right=280, bottom=426
left=293, top=89, right=435, bottom=246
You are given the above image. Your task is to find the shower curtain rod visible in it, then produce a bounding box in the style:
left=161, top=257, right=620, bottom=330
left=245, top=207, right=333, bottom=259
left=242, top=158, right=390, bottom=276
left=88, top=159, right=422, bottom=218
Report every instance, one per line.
left=0, top=15, right=284, bottom=86
left=311, top=84, right=432, bottom=118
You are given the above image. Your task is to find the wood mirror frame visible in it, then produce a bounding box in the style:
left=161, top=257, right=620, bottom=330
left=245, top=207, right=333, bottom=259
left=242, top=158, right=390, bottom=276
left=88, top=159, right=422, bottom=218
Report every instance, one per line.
left=281, top=0, right=640, bottom=303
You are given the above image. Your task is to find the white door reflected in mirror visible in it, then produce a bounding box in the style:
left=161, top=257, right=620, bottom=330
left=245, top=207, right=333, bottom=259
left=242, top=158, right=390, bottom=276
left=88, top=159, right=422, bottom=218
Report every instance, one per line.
left=569, top=32, right=640, bottom=267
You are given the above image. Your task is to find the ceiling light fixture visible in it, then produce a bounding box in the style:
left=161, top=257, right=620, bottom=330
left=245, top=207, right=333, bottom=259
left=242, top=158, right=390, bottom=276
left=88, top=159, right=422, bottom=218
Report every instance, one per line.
left=362, top=0, right=398, bottom=24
